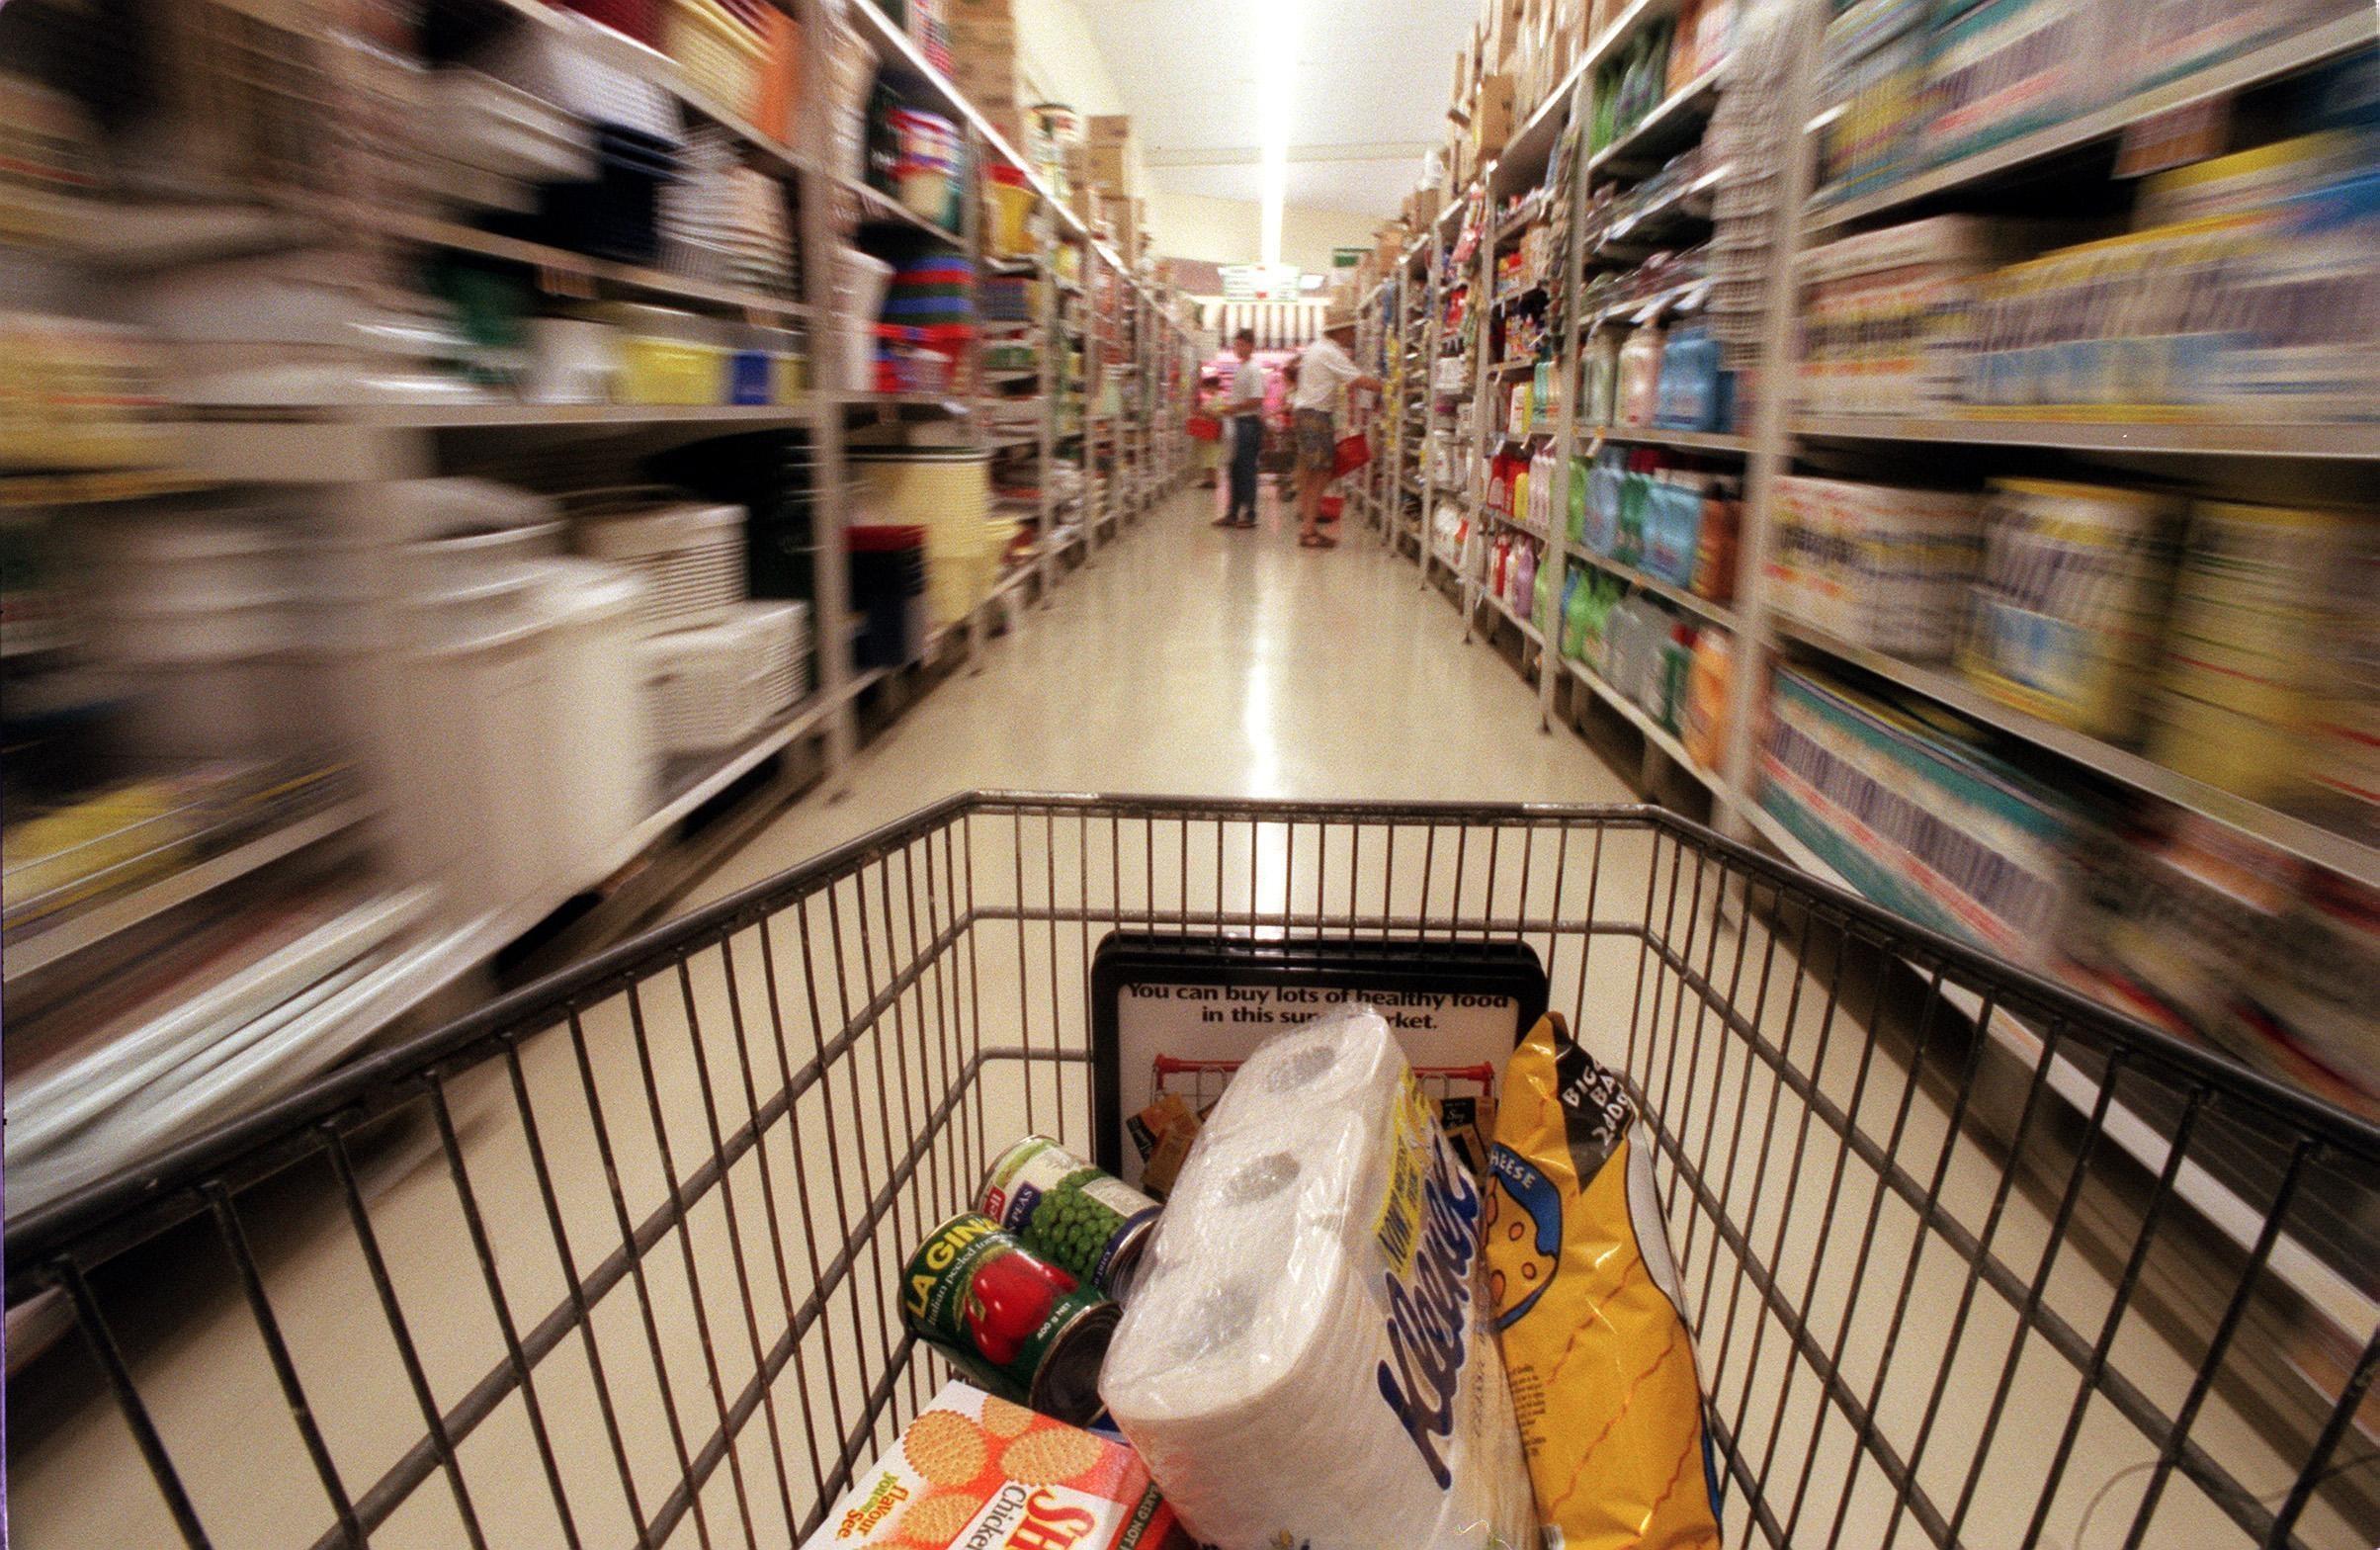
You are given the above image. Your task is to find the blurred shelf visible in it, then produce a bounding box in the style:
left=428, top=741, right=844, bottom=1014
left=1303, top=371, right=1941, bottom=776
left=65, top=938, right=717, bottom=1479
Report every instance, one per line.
left=1806, top=14, right=2378, bottom=232
left=1737, top=798, right=1853, bottom=890
left=467, top=0, right=808, bottom=181
left=1586, top=64, right=1726, bottom=177
left=599, top=692, right=842, bottom=880
left=1569, top=549, right=1741, bottom=630
left=1565, top=656, right=1724, bottom=792
left=831, top=173, right=966, bottom=247
left=1734, top=789, right=2373, bottom=1339
left=374, top=211, right=806, bottom=318
left=48, top=203, right=321, bottom=270
left=1591, top=162, right=1728, bottom=251
left=0, top=468, right=218, bottom=507
left=1589, top=425, right=1750, bottom=456
left=1773, top=616, right=2380, bottom=889
left=1790, top=414, right=2380, bottom=461
left=3, top=801, right=374, bottom=983
left=834, top=391, right=973, bottom=414
left=1478, top=585, right=1546, bottom=648
left=1484, top=509, right=1551, bottom=543
left=167, top=403, right=812, bottom=481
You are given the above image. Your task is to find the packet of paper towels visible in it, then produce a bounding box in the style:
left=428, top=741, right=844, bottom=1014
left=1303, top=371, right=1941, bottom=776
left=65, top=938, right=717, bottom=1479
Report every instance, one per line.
left=1098, top=1006, right=1538, bottom=1550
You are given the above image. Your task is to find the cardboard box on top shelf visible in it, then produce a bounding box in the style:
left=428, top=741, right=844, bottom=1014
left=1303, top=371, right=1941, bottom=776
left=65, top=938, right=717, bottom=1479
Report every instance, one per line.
left=1087, top=115, right=1133, bottom=145
left=1488, top=0, right=1528, bottom=66
left=1473, top=72, right=1515, bottom=160
left=1091, top=150, right=1132, bottom=195
left=945, top=0, right=1011, bottom=19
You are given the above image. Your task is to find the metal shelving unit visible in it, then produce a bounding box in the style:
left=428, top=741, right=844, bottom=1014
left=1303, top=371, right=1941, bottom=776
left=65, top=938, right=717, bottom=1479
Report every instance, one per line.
left=1377, top=0, right=2380, bottom=1340
left=0, top=0, right=1202, bottom=1213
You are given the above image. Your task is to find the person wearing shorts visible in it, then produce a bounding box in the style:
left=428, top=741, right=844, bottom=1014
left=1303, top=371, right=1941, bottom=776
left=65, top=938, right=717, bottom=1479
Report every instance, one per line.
left=1291, top=308, right=1381, bottom=549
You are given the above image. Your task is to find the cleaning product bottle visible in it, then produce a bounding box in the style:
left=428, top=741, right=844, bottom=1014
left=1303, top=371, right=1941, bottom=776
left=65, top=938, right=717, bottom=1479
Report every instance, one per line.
left=1619, top=320, right=1665, bottom=428
left=1536, top=539, right=1563, bottom=637
left=1563, top=562, right=1591, bottom=658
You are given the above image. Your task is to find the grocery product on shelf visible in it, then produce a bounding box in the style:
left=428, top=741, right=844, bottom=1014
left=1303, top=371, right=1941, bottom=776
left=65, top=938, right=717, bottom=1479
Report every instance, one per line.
left=1761, top=663, right=2081, bottom=969
left=799, top=1380, right=1188, bottom=1550
left=2067, top=816, right=2380, bottom=1121
left=2144, top=500, right=2374, bottom=810
left=1488, top=1014, right=1723, bottom=1550
left=1959, top=478, right=2180, bottom=743
left=1100, top=1007, right=1535, bottom=1550
left=1796, top=215, right=2035, bottom=417
left=1682, top=631, right=1733, bottom=769
left=1769, top=476, right=1985, bottom=658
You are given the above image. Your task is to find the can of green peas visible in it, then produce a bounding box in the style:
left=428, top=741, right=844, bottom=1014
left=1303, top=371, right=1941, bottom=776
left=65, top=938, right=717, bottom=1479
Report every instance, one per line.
left=978, top=1136, right=1160, bottom=1302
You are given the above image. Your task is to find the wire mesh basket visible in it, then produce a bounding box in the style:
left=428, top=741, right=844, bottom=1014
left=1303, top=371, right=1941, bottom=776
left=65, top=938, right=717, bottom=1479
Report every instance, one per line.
left=6, top=796, right=2375, bottom=1548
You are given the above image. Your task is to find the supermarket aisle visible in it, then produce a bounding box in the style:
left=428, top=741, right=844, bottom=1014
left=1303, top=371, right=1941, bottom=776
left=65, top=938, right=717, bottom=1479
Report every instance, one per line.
left=688, top=486, right=1633, bottom=907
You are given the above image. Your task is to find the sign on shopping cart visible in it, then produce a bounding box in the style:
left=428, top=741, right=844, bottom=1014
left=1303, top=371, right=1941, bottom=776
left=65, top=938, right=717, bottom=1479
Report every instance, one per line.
left=1087, top=933, right=1546, bottom=1189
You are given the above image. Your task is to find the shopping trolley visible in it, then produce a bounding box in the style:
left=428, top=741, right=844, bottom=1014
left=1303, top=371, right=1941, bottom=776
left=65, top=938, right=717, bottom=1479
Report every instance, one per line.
left=8, top=796, right=2376, bottom=1549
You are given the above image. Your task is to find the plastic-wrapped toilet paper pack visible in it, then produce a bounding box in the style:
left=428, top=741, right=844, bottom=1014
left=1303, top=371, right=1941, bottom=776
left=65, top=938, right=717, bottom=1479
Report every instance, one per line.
left=1098, top=1007, right=1537, bottom=1550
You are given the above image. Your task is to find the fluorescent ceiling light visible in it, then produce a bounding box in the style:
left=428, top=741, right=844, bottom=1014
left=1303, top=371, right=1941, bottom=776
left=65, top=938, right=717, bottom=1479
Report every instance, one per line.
left=1255, top=0, right=1303, bottom=269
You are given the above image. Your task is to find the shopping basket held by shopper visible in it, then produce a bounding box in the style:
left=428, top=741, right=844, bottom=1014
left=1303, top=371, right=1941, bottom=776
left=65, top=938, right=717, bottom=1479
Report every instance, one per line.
left=1294, top=306, right=1381, bottom=549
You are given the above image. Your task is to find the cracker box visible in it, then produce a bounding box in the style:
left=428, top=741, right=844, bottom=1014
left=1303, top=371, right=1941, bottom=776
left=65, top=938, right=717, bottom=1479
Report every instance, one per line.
left=801, top=1381, right=1188, bottom=1549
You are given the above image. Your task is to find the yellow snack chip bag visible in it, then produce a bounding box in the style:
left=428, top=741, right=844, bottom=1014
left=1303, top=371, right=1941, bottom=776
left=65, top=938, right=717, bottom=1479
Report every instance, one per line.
left=1487, top=1014, right=1722, bottom=1549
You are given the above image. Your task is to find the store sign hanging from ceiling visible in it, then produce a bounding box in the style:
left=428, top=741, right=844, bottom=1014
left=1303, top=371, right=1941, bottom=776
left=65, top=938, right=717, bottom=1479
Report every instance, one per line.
left=1221, top=264, right=1305, bottom=301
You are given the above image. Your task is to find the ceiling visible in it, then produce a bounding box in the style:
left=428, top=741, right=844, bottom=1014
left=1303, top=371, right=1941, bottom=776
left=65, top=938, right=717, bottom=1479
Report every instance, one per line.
left=1074, top=0, right=1477, bottom=215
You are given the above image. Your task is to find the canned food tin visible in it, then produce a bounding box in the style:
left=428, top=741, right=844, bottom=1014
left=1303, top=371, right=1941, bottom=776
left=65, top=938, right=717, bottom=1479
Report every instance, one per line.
left=978, top=1135, right=1160, bottom=1300
left=900, top=1213, right=1118, bottom=1424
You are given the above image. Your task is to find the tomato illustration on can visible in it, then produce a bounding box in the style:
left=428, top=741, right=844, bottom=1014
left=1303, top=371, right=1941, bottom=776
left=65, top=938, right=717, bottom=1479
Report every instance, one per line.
left=901, top=1212, right=1119, bottom=1424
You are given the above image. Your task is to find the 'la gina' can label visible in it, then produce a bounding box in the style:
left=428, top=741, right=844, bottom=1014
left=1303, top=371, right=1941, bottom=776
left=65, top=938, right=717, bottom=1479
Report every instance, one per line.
left=901, top=1213, right=1118, bottom=1425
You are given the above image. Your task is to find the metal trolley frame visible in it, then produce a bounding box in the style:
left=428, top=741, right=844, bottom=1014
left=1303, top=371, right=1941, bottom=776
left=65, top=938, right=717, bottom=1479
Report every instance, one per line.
left=8, top=796, right=2376, bottom=1549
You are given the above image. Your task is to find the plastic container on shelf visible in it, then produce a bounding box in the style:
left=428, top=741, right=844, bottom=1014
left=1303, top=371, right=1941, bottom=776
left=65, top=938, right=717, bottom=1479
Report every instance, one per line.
left=469, top=21, right=677, bottom=139
left=638, top=615, right=769, bottom=752
left=986, top=164, right=1036, bottom=258
left=571, top=497, right=746, bottom=635
left=408, top=569, right=562, bottom=919
left=834, top=247, right=895, bottom=391
left=736, top=598, right=809, bottom=714
left=524, top=317, right=623, bottom=403
left=847, top=446, right=995, bottom=629
left=526, top=559, right=654, bottom=887
left=665, top=0, right=765, bottom=125
left=593, top=301, right=728, bottom=403
left=1618, top=321, right=1665, bottom=427
left=86, top=512, right=329, bottom=762
left=847, top=523, right=930, bottom=667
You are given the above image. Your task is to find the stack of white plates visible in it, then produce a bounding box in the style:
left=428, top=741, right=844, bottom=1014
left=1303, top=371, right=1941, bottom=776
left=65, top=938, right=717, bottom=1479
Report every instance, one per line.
left=469, top=17, right=677, bottom=138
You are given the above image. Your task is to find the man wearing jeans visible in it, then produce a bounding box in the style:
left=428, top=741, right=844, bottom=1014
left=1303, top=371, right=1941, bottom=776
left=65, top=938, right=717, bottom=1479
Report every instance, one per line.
left=1292, top=307, right=1381, bottom=549
left=1214, top=328, right=1266, bottom=529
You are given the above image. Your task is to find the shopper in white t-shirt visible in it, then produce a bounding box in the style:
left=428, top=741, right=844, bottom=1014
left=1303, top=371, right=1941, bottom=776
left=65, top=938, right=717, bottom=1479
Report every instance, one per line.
left=1215, top=328, right=1268, bottom=529
left=1292, top=308, right=1381, bottom=549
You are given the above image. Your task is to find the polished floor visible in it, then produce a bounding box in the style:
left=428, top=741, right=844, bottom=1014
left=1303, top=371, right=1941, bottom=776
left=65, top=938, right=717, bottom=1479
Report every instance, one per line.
left=11, top=488, right=2348, bottom=1550
left=686, top=481, right=1633, bottom=909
